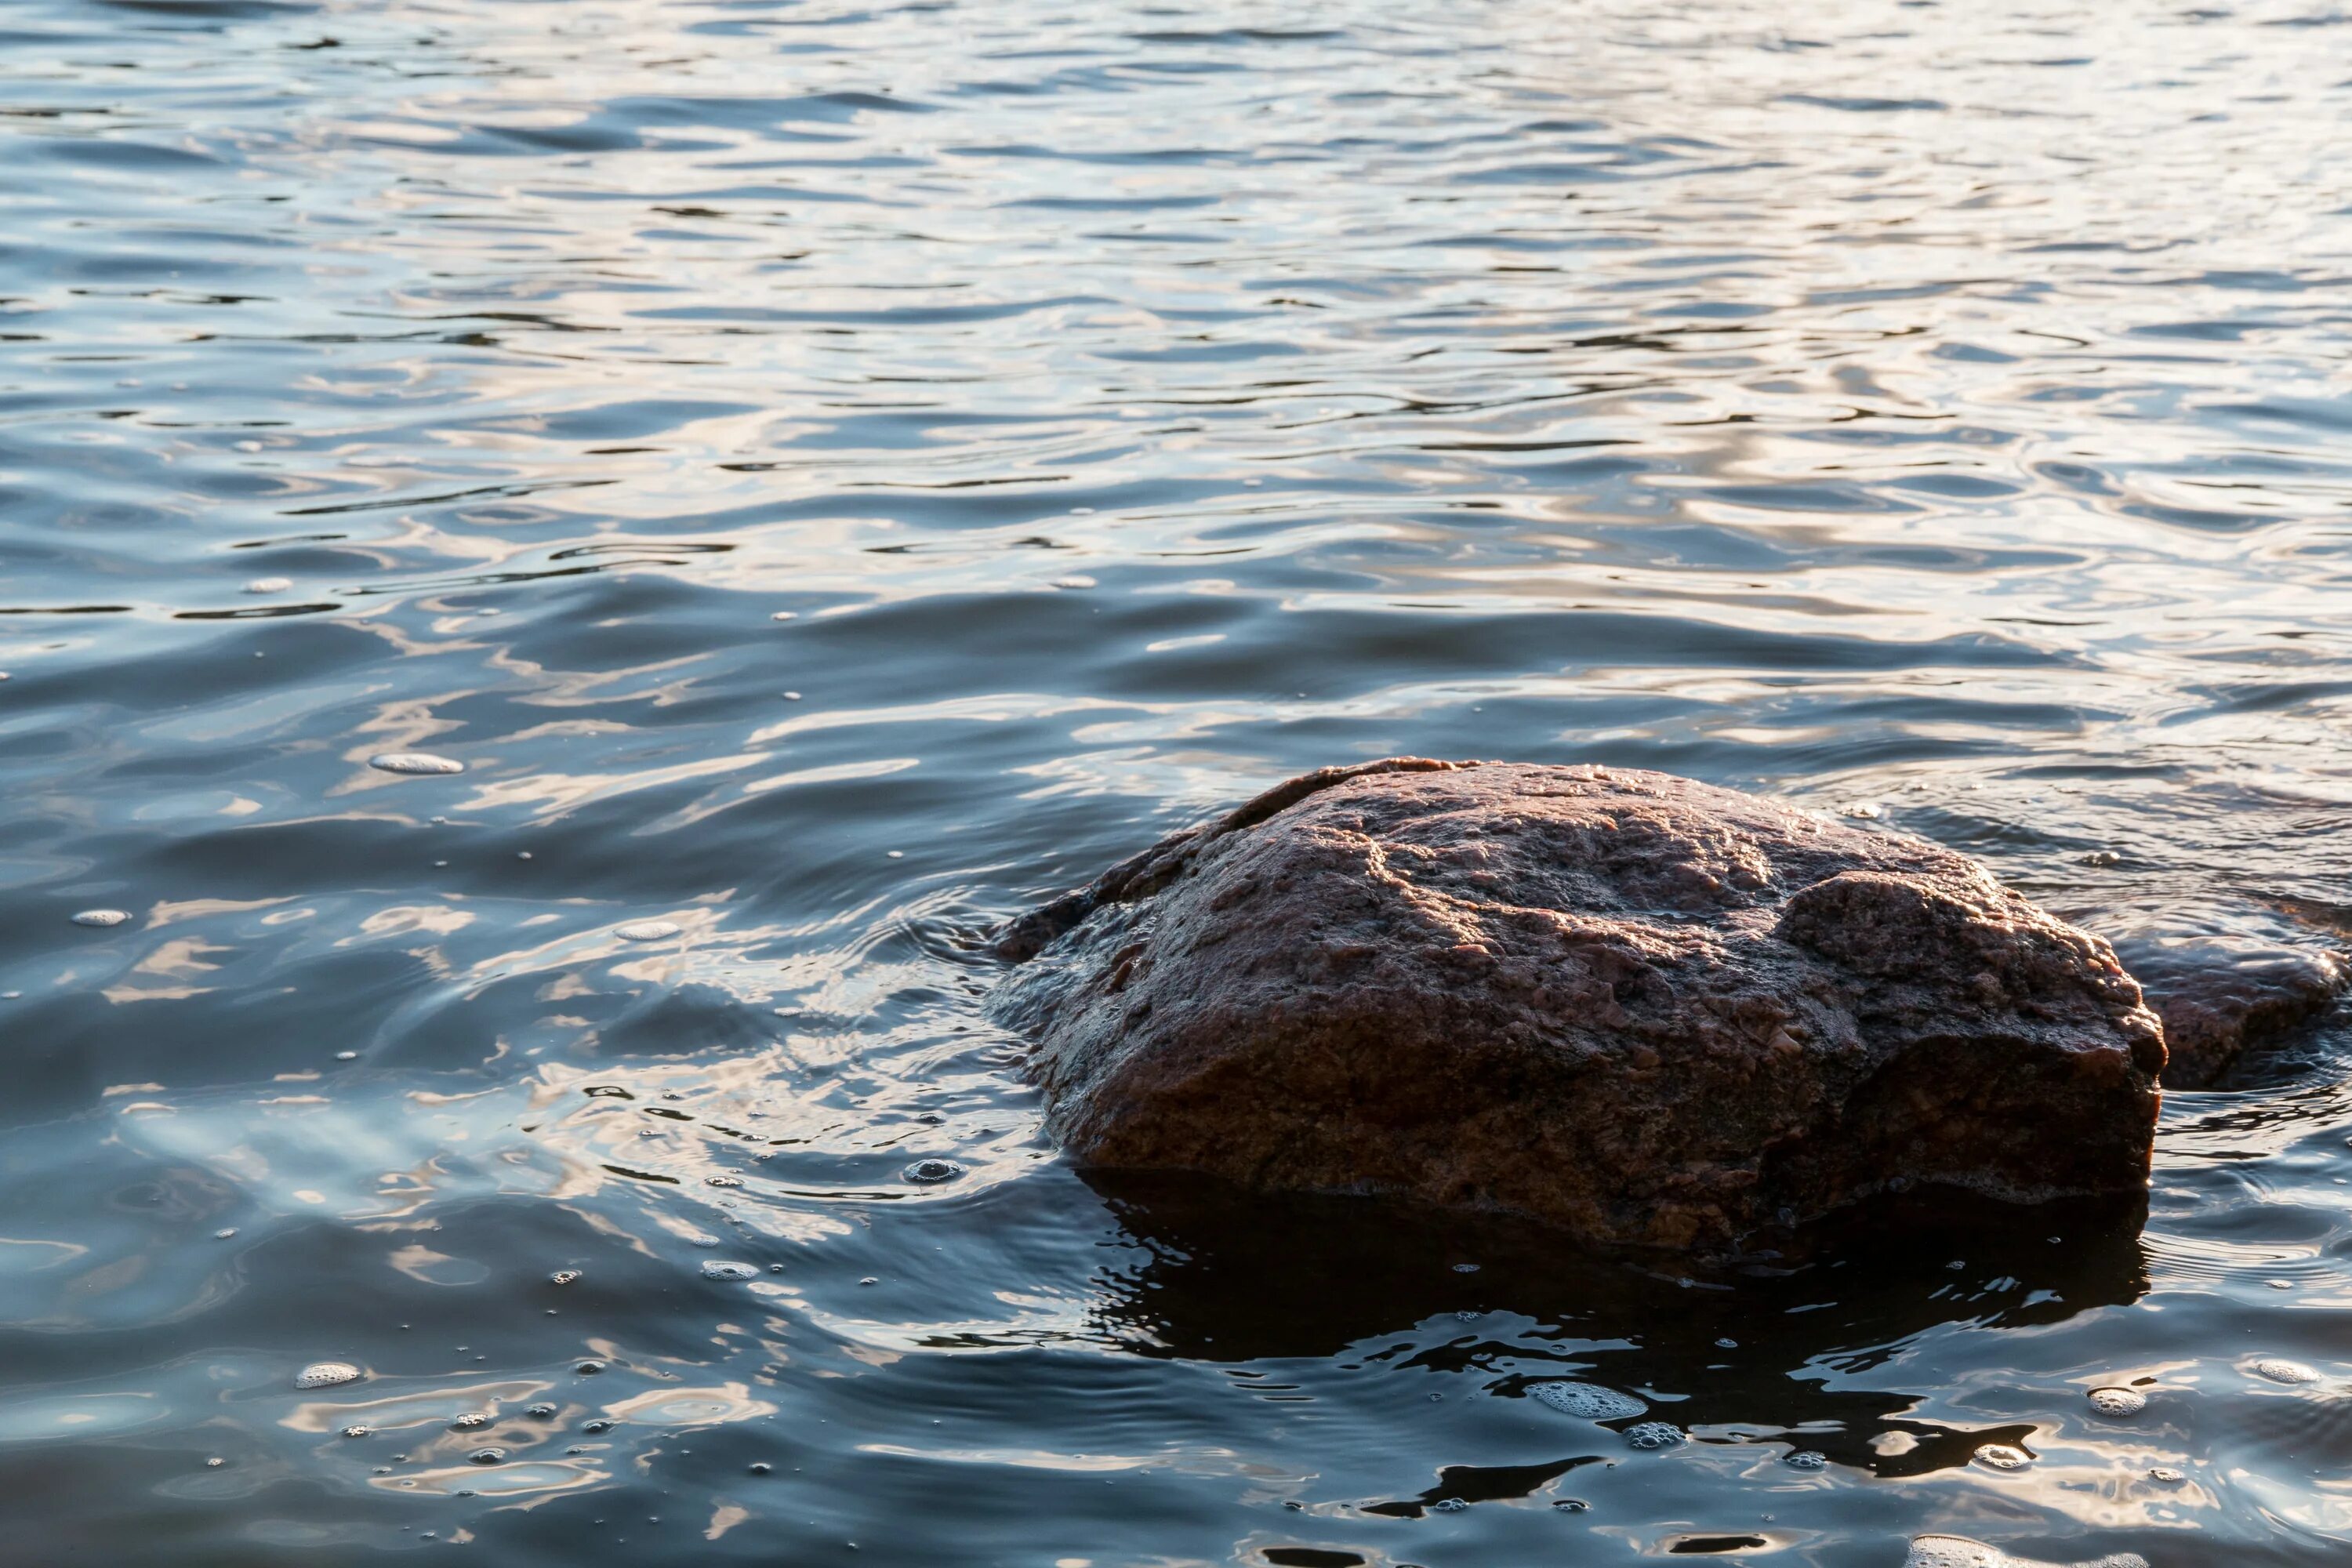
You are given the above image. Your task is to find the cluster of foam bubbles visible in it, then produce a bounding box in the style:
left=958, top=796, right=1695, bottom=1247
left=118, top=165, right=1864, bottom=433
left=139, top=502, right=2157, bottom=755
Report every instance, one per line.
left=2252, top=1358, right=2322, bottom=1385
left=1528, top=1381, right=1646, bottom=1421
left=368, top=752, right=465, bottom=775
left=615, top=920, right=683, bottom=942
left=292, top=1362, right=361, bottom=1389
left=2086, top=1386, right=2146, bottom=1417
left=1973, top=1444, right=2034, bottom=1472
left=70, top=909, right=129, bottom=928
left=700, top=1260, right=760, bottom=1281
left=1907, top=1536, right=2149, bottom=1568
left=1784, top=1450, right=1828, bottom=1470
left=1623, top=1421, right=1684, bottom=1450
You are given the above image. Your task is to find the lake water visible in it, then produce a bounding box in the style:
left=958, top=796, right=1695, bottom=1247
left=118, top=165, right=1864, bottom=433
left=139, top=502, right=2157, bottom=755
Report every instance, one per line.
left=5, top=0, right=2351, bottom=1562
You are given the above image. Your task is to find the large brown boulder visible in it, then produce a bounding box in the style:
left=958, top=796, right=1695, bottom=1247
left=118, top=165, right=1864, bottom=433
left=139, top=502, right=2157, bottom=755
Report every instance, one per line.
left=993, top=759, right=2165, bottom=1249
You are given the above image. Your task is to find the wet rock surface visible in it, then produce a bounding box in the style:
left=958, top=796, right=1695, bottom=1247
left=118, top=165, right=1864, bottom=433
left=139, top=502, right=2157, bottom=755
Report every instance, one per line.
left=2082, top=900, right=2346, bottom=1088
left=995, top=760, right=2165, bottom=1248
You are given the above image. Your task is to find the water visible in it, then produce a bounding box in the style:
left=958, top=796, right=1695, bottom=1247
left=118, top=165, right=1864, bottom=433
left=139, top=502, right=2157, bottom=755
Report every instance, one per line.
left=2, top=0, right=2350, bottom=1562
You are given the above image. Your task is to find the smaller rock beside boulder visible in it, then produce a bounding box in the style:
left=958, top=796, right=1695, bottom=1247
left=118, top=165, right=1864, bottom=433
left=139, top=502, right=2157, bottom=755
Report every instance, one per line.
left=2085, top=900, right=2347, bottom=1088
left=994, top=759, right=2165, bottom=1249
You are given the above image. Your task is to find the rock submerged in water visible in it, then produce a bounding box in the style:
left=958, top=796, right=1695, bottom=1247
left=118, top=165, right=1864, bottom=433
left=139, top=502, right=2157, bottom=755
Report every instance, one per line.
left=2088, top=900, right=2345, bottom=1088
left=993, top=759, right=2165, bottom=1249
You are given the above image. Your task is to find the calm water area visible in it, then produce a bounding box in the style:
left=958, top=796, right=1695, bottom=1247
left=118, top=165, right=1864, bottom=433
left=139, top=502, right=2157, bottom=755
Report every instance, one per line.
left=4, top=0, right=2352, bottom=1562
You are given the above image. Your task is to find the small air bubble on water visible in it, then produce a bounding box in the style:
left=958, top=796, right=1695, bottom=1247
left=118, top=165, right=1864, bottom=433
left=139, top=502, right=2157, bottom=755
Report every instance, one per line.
left=467, top=1448, right=504, bottom=1465
left=1786, top=1450, right=1827, bottom=1470
left=749, top=1461, right=771, bottom=1475
left=575, top=1361, right=606, bottom=1376
left=903, top=1158, right=966, bottom=1185
left=700, top=1261, right=759, bottom=1281
left=706, top=1175, right=742, bottom=1189
left=550, top=1269, right=580, bottom=1285
left=72, top=909, right=130, bottom=927
left=1715, top=1338, right=1737, bottom=1348
left=1624, top=1421, right=1683, bottom=1450
left=215, top=1228, right=237, bottom=1240
left=340, top=1425, right=372, bottom=1439
left=369, top=753, right=463, bottom=775
left=2147, top=1466, right=2186, bottom=1486
left=294, top=1361, right=361, bottom=1389
left=528, top=1404, right=557, bottom=1419
left=582, top=1418, right=613, bottom=1432
left=450, top=1412, right=489, bottom=1430
left=1429, top=1497, right=1468, bottom=1513
left=2088, top=1386, right=2147, bottom=1417
left=205, top=1457, right=224, bottom=1468
left=1451, top=1263, right=1479, bottom=1273
left=334, top=1051, right=357, bottom=1062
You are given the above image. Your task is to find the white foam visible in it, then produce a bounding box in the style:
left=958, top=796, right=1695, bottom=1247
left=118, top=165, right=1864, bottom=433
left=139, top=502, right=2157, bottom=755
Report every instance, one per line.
left=369, top=752, right=465, bottom=775
left=1907, top=1535, right=2147, bottom=1568
left=294, top=1361, right=361, bottom=1389
left=1528, top=1381, right=1646, bottom=1421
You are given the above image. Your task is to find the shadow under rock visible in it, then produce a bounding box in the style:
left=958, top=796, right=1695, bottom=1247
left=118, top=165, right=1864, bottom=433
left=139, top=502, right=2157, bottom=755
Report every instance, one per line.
left=1080, top=1171, right=2150, bottom=1480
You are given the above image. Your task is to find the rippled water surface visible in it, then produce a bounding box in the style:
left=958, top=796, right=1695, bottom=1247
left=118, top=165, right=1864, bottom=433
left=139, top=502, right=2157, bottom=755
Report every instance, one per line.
left=5, top=0, right=2352, bottom=1561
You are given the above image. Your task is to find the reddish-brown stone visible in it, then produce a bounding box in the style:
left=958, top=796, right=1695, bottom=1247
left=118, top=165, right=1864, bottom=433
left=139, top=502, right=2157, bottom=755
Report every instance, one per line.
left=2092, top=902, right=2345, bottom=1088
left=994, top=760, right=2165, bottom=1249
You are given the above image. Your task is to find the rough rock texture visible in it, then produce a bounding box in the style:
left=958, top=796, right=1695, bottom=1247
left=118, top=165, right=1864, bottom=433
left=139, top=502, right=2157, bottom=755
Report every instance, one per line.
left=994, top=759, right=2165, bottom=1249
left=2088, top=901, right=2346, bottom=1088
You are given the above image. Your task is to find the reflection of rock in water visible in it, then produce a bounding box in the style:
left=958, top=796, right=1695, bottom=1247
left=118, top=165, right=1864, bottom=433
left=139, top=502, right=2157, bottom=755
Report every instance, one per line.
left=1082, top=1170, right=2147, bottom=1479
left=1359, top=1454, right=1602, bottom=1519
